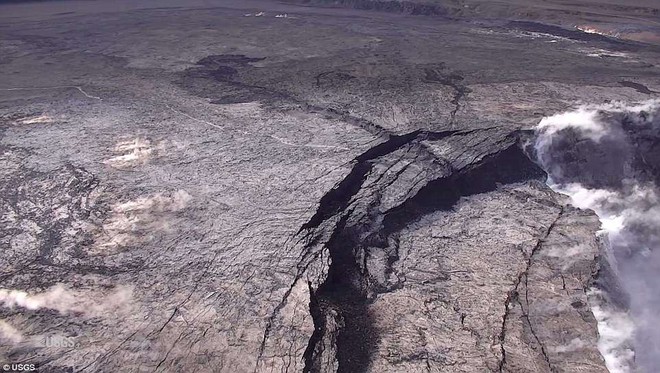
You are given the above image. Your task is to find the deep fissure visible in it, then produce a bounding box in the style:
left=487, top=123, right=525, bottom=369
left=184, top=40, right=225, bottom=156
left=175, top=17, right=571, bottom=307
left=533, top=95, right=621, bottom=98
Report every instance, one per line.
left=300, top=131, right=547, bottom=372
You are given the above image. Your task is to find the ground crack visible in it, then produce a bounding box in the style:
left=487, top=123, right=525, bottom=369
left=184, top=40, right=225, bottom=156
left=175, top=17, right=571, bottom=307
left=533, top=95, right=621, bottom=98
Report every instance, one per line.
left=299, top=131, right=546, bottom=372
left=497, top=207, right=564, bottom=372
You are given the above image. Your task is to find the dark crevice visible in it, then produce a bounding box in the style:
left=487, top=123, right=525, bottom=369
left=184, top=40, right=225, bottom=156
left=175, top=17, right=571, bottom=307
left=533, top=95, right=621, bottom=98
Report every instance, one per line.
left=303, top=280, right=326, bottom=372
left=423, top=68, right=470, bottom=127
left=498, top=289, right=514, bottom=372
left=381, top=143, right=546, bottom=234
left=300, top=126, right=506, bottom=234
left=497, top=207, right=563, bottom=372
left=313, top=228, right=375, bottom=373
left=299, top=134, right=413, bottom=233
left=255, top=232, right=326, bottom=369
left=300, top=130, right=547, bottom=372
left=299, top=129, right=456, bottom=232
left=300, top=104, right=391, bottom=137
left=520, top=209, right=564, bottom=372
left=303, top=213, right=355, bottom=373
left=519, top=279, right=555, bottom=372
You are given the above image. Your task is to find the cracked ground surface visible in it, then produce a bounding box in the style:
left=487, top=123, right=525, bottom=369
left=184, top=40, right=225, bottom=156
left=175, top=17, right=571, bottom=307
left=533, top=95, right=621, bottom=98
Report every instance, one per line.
left=0, top=0, right=659, bottom=372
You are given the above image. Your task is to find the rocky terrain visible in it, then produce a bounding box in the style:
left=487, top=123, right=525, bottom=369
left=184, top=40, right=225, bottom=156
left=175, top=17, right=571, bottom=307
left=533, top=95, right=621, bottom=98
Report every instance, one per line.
left=0, top=0, right=659, bottom=372
left=292, top=0, right=660, bottom=45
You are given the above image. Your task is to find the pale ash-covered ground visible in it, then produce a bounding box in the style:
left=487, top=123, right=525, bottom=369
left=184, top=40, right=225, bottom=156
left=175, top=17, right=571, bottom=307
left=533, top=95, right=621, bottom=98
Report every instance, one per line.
left=0, top=1, right=659, bottom=372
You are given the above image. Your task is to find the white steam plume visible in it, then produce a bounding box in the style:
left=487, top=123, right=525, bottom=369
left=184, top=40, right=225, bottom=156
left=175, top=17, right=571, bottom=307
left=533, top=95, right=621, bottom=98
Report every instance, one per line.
left=535, top=99, right=660, bottom=373
left=0, top=284, right=133, bottom=317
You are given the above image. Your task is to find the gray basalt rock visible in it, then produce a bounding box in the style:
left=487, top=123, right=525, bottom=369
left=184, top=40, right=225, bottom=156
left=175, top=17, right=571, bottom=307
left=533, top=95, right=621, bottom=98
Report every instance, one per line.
left=1, top=0, right=658, bottom=372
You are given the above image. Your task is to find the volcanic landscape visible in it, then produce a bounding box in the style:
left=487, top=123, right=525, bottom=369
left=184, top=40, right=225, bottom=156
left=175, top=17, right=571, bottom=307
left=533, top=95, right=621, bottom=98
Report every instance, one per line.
left=1, top=1, right=659, bottom=372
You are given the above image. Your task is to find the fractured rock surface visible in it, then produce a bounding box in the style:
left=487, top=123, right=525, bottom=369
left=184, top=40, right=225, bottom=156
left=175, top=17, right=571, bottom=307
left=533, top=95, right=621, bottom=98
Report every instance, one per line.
left=0, top=0, right=659, bottom=372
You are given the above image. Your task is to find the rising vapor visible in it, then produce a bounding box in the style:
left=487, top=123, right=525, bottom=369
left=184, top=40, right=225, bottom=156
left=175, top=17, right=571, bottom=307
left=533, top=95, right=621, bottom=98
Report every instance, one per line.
left=534, top=99, right=660, bottom=373
left=0, top=284, right=133, bottom=317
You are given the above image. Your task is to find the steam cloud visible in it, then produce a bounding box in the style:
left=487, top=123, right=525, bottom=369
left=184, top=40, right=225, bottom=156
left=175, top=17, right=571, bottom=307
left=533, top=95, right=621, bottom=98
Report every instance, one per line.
left=535, top=99, right=660, bottom=373
left=0, top=284, right=133, bottom=317
left=99, top=190, right=192, bottom=249
left=0, top=320, right=23, bottom=344
left=103, top=138, right=168, bottom=169
left=0, top=285, right=133, bottom=347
